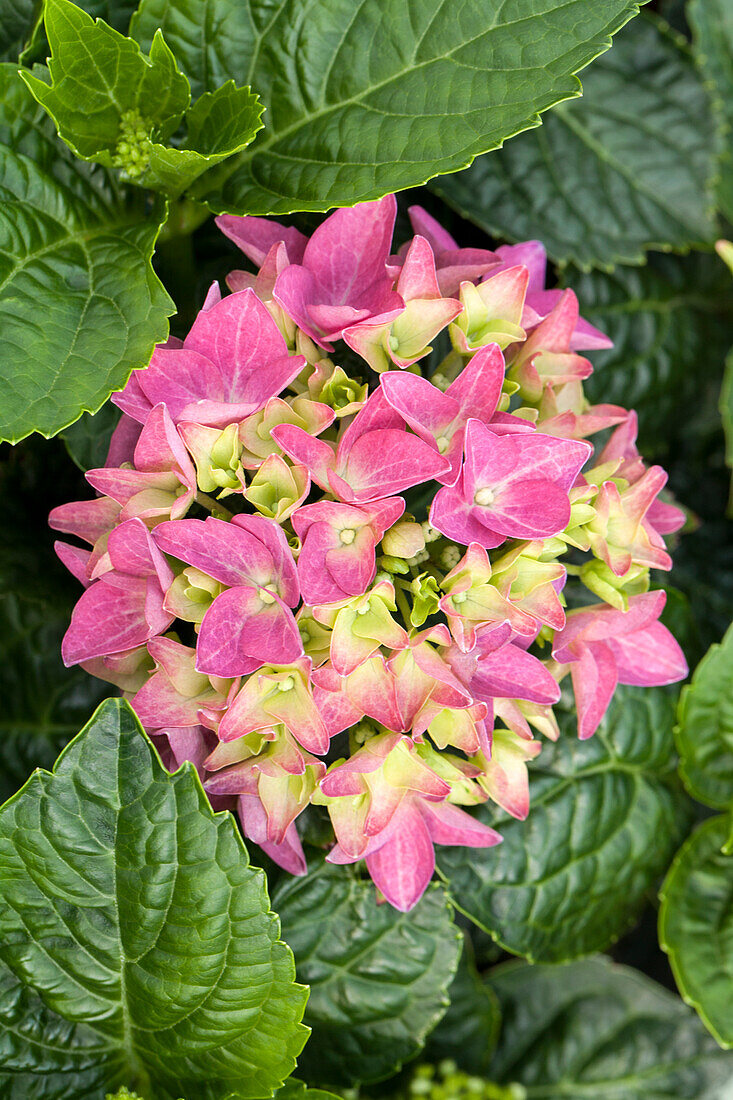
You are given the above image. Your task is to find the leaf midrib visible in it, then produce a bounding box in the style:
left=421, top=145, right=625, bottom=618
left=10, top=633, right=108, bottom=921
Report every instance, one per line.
left=0, top=211, right=147, bottom=297
left=555, top=105, right=712, bottom=239
left=237, top=0, right=611, bottom=166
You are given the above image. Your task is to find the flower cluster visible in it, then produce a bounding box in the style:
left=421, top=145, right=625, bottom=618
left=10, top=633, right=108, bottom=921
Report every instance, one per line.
left=406, top=1061, right=524, bottom=1100
left=51, top=195, right=687, bottom=911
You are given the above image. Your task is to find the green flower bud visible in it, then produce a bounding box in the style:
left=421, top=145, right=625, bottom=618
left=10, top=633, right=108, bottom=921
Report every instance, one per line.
left=410, top=573, right=441, bottom=627
left=580, top=559, right=649, bottom=610
left=111, top=109, right=152, bottom=179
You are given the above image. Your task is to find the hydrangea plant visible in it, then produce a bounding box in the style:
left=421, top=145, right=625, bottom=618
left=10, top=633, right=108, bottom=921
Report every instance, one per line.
left=50, top=195, right=687, bottom=912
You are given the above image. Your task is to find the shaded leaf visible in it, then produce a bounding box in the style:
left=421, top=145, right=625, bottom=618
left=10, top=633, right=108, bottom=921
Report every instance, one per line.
left=273, top=862, right=461, bottom=1087
left=486, top=956, right=733, bottom=1097
left=676, top=625, right=733, bottom=810
left=0, top=66, right=173, bottom=444
left=0, top=0, right=37, bottom=61
left=430, top=16, right=716, bottom=270
left=203, top=0, right=646, bottom=215
left=0, top=434, right=105, bottom=801
left=131, top=0, right=258, bottom=98
left=689, top=0, right=733, bottom=223
left=62, top=401, right=121, bottom=471
left=437, top=686, right=691, bottom=962
left=659, top=815, right=733, bottom=1049
left=0, top=698, right=309, bottom=1098
left=423, top=936, right=501, bottom=1076
left=570, top=252, right=733, bottom=457
left=0, top=595, right=106, bottom=805
left=75, top=0, right=138, bottom=33
left=668, top=523, right=733, bottom=666
left=721, top=345, right=733, bottom=515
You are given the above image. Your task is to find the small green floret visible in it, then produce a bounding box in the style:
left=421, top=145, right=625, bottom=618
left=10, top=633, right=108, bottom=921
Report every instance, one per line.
left=111, top=109, right=153, bottom=179
left=406, top=1061, right=526, bottom=1100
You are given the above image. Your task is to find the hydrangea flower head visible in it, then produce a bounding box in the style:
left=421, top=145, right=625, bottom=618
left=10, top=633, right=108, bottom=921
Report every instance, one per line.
left=52, top=197, right=687, bottom=912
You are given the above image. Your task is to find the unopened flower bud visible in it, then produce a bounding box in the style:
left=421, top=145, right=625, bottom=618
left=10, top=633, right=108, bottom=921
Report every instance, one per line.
left=382, top=520, right=425, bottom=559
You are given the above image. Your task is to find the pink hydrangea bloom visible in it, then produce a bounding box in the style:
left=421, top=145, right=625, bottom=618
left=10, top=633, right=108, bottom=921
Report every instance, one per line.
left=52, top=196, right=687, bottom=911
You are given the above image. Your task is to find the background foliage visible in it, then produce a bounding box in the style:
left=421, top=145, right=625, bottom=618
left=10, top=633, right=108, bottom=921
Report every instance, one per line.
left=0, top=0, right=731, bottom=1096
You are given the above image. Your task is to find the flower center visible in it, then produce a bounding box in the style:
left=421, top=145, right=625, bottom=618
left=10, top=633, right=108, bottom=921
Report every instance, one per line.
left=260, top=590, right=276, bottom=605
left=474, top=487, right=496, bottom=507
left=278, top=676, right=295, bottom=692
left=340, top=528, right=356, bottom=545
left=436, top=435, right=450, bottom=454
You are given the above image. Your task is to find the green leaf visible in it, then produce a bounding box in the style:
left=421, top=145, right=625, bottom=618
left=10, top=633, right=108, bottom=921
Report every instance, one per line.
left=20, top=1, right=143, bottom=69
left=0, top=0, right=37, bottom=61
left=21, top=0, right=190, bottom=160
left=689, top=0, right=733, bottom=223
left=0, top=594, right=106, bottom=805
left=74, top=0, right=138, bottom=33
left=722, top=346, right=733, bottom=515
left=669, top=525, right=733, bottom=669
left=273, top=862, right=462, bottom=1087
left=675, top=625, right=733, bottom=810
left=0, top=66, right=174, bottom=444
left=202, top=0, right=646, bottom=216
left=142, top=82, right=264, bottom=195
left=0, top=697, right=309, bottom=1098
left=486, top=956, right=733, bottom=1097
left=130, top=0, right=258, bottom=98
left=569, top=252, right=733, bottom=457
left=423, top=936, right=501, bottom=1076
left=62, top=400, right=122, bottom=470
left=21, top=0, right=263, bottom=195
left=0, top=436, right=108, bottom=801
left=437, top=686, right=691, bottom=962
left=430, top=16, right=716, bottom=271
left=659, top=816, right=733, bottom=1049
left=275, top=1080, right=341, bottom=1100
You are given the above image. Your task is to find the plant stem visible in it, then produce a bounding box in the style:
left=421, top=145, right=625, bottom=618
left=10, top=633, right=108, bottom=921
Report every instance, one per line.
left=195, top=491, right=234, bottom=519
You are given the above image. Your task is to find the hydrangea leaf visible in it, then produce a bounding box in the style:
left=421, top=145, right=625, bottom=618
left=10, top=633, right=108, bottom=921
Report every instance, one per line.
left=437, top=686, right=691, bottom=962
left=0, top=65, right=173, bottom=444
left=689, top=0, right=733, bottom=223
left=659, top=816, right=733, bottom=1049
left=0, top=595, right=106, bottom=805
left=142, top=82, right=264, bottom=195
left=430, top=16, right=717, bottom=271
left=273, top=862, right=462, bottom=1087
left=20, top=0, right=263, bottom=195
left=722, top=346, right=733, bottom=515
left=569, top=252, right=733, bottom=456
left=486, top=956, right=733, bottom=1097
left=675, top=626, right=733, bottom=810
left=130, top=0, right=258, bottom=98
left=200, top=0, right=646, bottom=216
left=62, top=401, right=122, bottom=471
left=423, top=937, right=501, bottom=1076
left=0, top=0, right=37, bottom=60
left=20, top=0, right=191, bottom=160
left=20, top=2, right=142, bottom=74
left=0, top=436, right=107, bottom=800
left=74, top=0, right=139, bottom=33
left=276, top=1080, right=341, bottom=1100
left=0, top=697, right=309, bottom=1098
